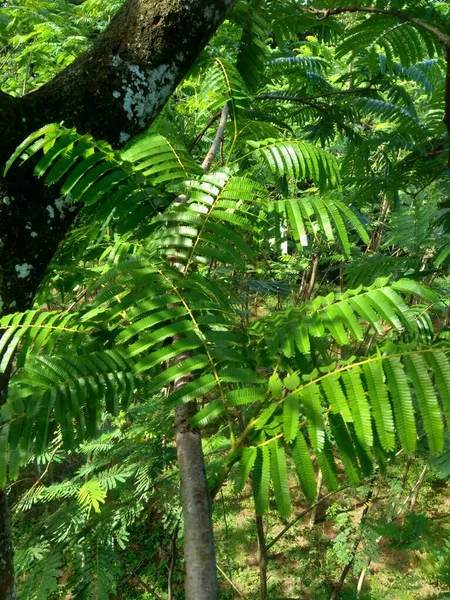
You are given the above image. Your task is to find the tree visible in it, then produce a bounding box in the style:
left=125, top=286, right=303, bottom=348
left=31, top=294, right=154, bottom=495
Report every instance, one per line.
left=0, top=1, right=235, bottom=597
left=3, top=1, right=450, bottom=599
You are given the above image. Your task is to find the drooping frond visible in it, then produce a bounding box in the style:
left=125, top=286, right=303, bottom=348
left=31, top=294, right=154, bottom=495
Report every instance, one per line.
left=241, top=138, right=340, bottom=189
left=71, top=545, right=117, bottom=600
left=235, top=0, right=268, bottom=91
left=336, top=15, right=442, bottom=68
left=0, top=309, right=91, bottom=374
left=17, top=549, right=63, bottom=600
left=278, top=193, right=369, bottom=255
left=0, top=349, right=135, bottom=484
left=120, top=130, right=202, bottom=184
left=353, top=97, right=425, bottom=140
left=250, top=278, right=436, bottom=358
left=153, top=172, right=262, bottom=269
left=231, top=344, right=449, bottom=515
left=4, top=123, right=200, bottom=223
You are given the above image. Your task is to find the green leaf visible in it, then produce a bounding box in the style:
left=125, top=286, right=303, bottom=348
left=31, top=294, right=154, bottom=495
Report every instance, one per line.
left=253, top=445, right=270, bottom=515
left=283, top=392, right=299, bottom=443
left=269, top=440, right=291, bottom=518
left=405, top=354, right=443, bottom=454
left=235, top=447, right=257, bottom=492
left=384, top=357, right=416, bottom=454
left=269, top=372, right=283, bottom=399
left=342, top=369, right=373, bottom=447
left=284, top=372, right=300, bottom=391
left=292, top=431, right=317, bottom=501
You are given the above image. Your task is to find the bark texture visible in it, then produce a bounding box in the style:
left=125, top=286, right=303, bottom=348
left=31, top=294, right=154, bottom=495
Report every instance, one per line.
left=175, top=401, right=218, bottom=600
left=0, top=0, right=234, bottom=596
left=0, top=0, right=234, bottom=314
left=0, top=492, right=16, bottom=600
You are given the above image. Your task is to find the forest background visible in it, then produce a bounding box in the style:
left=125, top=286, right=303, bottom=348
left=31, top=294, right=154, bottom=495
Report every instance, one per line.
left=1, top=0, right=450, bottom=599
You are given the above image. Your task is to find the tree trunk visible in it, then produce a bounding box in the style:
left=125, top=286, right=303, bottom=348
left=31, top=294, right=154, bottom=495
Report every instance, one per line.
left=0, top=491, right=16, bottom=600
left=175, top=402, right=218, bottom=600
left=0, top=1, right=234, bottom=596
left=256, top=514, right=268, bottom=600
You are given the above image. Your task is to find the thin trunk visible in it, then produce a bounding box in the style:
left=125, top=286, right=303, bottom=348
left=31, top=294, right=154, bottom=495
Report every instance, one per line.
left=0, top=491, right=16, bottom=600
left=175, top=401, right=218, bottom=600
left=170, top=105, right=228, bottom=597
left=304, top=253, right=320, bottom=300
left=255, top=514, right=268, bottom=600
left=408, top=466, right=428, bottom=512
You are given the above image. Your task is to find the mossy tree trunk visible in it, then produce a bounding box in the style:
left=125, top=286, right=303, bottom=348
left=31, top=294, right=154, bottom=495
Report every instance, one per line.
left=0, top=1, right=234, bottom=596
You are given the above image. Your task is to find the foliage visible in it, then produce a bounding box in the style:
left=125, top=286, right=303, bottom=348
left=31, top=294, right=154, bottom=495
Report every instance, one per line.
left=3, top=0, right=450, bottom=598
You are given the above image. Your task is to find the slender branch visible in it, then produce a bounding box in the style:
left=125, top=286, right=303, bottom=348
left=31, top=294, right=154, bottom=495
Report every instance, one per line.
left=255, top=94, right=329, bottom=113
left=201, top=104, right=229, bottom=171
left=356, top=464, right=428, bottom=596
left=255, top=87, right=378, bottom=104
left=307, top=6, right=450, bottom=45
left=117, top=555, right=165, bottom=600
left=406, top=465, right=428, bottom=512
left=217, top=563, right=248, bottom=598
left=266, top=484, right=350, bottom=551
left=189, top=110, right=222, bottom=150
left=22, top=51, right=32, bottom=96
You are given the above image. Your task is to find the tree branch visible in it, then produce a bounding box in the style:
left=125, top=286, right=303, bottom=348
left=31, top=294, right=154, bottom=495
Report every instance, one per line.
left=307, top=6, right=450, bottom=46
left=266, top=484, right=350, bottom=552
left=21, top=0, right=236, bottom=146
left=201, top=104, right=229, bottom=170
left=255, top=87, right=378, bottom=104
left=189, top=110, right=222, bottom=150
left=255, top=93, right=329, bottom=113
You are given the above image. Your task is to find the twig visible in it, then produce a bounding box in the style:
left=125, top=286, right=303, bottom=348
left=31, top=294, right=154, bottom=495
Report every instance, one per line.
left=266, top=484, right=350, bottom=551
left=217, top=563, right=248, bottom=598
left=255, top=87, right=377, bottom=105
left=307, top=6, right=450, bottom=45
left=117, top=555, right=164, bottom=600
left=255, top=93, right=329, bottom=113
left=22, top=51, right=32, bottom=97
left=356, top=464, right=428, bottom=596
left=189, top=110, right=222, bottom=150
left=406, top=465, right=428, bottom=512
